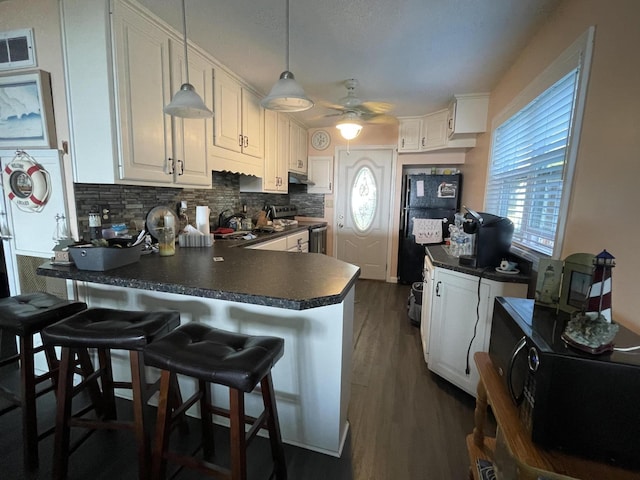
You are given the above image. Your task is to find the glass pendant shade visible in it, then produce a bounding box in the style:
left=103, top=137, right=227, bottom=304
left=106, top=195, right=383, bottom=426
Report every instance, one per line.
left=262, top=0, right=313, bottom=112
left=164, top=0, right=213, bottom=119
left=261, top=71, right=314, bottom=112
left=336, top=113, right=363, bottom=140
left=164, top=83, right=213, bottom=118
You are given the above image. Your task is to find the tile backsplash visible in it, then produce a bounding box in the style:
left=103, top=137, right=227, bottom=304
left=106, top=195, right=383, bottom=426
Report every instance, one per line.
left=74, top=171, right=324, bottom=239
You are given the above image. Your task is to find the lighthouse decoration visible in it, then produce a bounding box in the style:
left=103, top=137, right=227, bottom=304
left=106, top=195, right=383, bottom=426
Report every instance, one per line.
left=586, top=249, right=615, bottom=323
left=562, top=249, right=619, bottom=354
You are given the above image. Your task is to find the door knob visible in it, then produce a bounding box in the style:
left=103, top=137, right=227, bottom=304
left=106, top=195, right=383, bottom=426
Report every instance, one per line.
left=338, top=223, right=344, bottom=228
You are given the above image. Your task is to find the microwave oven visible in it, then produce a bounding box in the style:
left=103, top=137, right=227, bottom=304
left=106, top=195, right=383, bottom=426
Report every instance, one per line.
left=488, top=297, right=640, bottom=470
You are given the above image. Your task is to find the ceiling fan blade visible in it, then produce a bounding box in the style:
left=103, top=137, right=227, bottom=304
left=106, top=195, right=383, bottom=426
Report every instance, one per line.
left=364, top=114, right=398, bottom=125
left=360, top=101, right=393, bottom=115
left=318, top=99, right=347, bottom=111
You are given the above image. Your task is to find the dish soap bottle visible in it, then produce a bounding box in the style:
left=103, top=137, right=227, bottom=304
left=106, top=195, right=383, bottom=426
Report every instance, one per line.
left=177, top=201, right=189, bottom=234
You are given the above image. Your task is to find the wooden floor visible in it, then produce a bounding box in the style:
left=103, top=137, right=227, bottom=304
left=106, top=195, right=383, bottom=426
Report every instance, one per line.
left=0, top=279, right=477, bottom=479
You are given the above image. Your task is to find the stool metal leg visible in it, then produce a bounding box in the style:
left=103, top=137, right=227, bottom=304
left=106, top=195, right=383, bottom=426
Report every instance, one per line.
left=262, top=373, right=287, bottom=480
left=229, top=388, right=247, bottom=480
left=20, top=334, right=39, bottom=471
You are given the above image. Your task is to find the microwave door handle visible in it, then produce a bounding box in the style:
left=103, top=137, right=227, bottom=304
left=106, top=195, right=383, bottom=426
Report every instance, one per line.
left=507, top=336, right=527, bottom=406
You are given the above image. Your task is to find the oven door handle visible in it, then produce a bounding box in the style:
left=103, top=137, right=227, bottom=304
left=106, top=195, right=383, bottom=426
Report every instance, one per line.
left=311, top=226, right=327, bottom=233
left=507, top=336, right=527, bottom=406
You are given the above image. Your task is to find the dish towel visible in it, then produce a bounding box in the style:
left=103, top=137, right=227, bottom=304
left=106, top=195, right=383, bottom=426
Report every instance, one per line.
left=413, top=218, right=443, bottom=244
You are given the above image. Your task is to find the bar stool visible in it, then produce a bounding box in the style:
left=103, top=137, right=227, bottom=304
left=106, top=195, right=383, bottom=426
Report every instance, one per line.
left=0, top=292, right=87, bottom=471
left=143, top=323, right=287, bottom=480
left=41, top=308, right=181, bottom=480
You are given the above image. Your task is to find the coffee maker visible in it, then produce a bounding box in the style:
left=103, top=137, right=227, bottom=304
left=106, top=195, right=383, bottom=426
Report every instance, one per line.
left=459, top=207, right=514, bottom=268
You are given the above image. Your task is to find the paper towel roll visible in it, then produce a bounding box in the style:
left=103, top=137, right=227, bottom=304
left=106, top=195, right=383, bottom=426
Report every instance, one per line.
left=196, top=206, right=210, bottom=235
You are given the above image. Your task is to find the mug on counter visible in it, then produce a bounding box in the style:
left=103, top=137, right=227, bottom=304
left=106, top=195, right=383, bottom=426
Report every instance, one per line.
left=500, top=260, right=518, bottom=271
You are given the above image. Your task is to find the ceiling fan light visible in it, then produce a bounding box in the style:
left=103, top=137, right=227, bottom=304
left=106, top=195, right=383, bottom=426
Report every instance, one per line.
left=336, top=120, right=363, bottom=140
left=261, top=71, right=314, bottom=112
left=164, top=83, right=214, bottom=118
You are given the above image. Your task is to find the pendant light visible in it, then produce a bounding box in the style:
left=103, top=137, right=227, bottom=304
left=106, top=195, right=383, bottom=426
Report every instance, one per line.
left=164, top=0, right=213, bottom=118
left=336, top=111, right=363, bottom=140
left=261, top=0, right=314, bottom=112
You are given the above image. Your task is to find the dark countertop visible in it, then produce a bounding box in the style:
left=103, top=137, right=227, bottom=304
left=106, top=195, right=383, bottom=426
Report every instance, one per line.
left=426, top=245, right=530, bottom=284
left=218, top=222, right=327, bottom=248
left=37, top=232, right=358, bottom=311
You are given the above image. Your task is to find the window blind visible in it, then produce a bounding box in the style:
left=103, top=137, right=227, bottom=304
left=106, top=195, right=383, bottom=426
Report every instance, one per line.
left=485, top=69, right=579, bottom=256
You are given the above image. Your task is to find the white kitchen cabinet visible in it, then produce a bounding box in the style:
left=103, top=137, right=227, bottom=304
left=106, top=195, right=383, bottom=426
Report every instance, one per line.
left=398, top=117, right=423, bottom=152
left=289, top=120, right=308, bottom=174
left=447, top=93, right=490, bottom=139
left=286, top=230, right=309, bottom=252
left=62, top=0, right=212, bottom=188
left=213, top=68, right=264, bottom=159
left=307, top=156, right=333, bottom=194
left=420, top=255, right=435, bottom=363
left=421, top=109, right=449, bottom=150
left=427, top=267, right=527, bottom=397
left=239, top=109, right=288, bottom=194
left=168, top=40, right=213, bottom=186
left=247, top=230, right=309, bottom=253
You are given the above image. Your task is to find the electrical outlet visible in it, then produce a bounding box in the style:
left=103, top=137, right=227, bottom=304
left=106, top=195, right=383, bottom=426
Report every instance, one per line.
left=100, top=205, right=111, bottom=224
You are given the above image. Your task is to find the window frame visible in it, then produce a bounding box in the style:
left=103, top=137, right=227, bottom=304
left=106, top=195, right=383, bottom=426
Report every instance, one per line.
left=485, top=26, right=595, bottom=261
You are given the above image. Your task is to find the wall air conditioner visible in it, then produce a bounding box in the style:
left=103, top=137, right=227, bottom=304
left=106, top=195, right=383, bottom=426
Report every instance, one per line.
left=0, top=28, right=36, bottom=71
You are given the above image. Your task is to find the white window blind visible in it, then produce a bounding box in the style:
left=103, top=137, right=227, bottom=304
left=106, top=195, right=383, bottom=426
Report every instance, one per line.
left=485, top=69, right=579, bottom=256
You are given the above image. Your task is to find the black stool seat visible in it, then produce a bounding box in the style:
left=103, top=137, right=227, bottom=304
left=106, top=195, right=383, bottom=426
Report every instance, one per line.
left=0, top=292, right=87, bottom=473
left=0, top=292, right=87, bottom=336
left=144, top=323, right=284, bottom=392
left=144, top=323, right=287, bottom=480
left=42, top=308, right=180, bottom=350
left=42, top=308, right=182, bottom=480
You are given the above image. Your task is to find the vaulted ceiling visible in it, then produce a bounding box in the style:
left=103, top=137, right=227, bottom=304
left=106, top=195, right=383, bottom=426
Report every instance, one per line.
left=138, top=0, right=562, bottom=128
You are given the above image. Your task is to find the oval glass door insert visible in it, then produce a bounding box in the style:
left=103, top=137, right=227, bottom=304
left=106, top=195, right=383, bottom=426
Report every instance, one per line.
left=351, top=166, right=377, bottom=231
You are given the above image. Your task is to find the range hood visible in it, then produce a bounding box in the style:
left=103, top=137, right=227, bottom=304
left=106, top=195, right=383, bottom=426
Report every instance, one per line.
left=288, top=172, right=315, bottom=185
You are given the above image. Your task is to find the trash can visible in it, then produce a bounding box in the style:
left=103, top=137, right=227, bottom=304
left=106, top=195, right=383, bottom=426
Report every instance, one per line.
left=407, top=282, right=423, bottom=326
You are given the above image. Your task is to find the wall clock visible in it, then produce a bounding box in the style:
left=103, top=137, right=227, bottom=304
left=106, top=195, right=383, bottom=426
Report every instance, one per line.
left=311, top=130, right=331, bottom=151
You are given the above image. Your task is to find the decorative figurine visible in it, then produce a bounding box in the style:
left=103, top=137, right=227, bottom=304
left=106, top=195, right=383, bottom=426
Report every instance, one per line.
left=561, top=249, right=619, bottom=354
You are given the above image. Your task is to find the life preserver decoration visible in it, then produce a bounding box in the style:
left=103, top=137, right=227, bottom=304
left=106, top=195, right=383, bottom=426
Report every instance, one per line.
left=2, top=151, right=52, bottom=213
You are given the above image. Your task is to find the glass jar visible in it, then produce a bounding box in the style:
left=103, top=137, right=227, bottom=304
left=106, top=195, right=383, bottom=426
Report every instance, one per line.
left=157, top=227, right=175, bottom=256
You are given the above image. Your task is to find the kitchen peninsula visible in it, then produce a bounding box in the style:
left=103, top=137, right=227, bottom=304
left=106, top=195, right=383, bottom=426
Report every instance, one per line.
left=37, top=244, right=359, bottom=457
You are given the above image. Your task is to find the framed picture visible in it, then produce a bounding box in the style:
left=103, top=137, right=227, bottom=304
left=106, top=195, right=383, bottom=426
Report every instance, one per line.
left=558, top=253, right=595, bottom=314
left=535, top=258, right=563, bottom=307
left=0, top=70, right=57, bottom=148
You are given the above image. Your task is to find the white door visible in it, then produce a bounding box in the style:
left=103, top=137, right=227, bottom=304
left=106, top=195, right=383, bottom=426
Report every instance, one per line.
left=335, top=148, right=393, bottom=280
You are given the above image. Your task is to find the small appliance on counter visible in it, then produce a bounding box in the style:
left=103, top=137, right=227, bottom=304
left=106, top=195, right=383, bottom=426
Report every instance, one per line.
left=459, top=207, right=514, bottom=268
left=489, top=297, right=640, bottom=469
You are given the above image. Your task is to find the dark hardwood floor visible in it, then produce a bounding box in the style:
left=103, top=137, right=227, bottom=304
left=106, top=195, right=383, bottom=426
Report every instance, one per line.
left=0, top=279, right=478, bottom=479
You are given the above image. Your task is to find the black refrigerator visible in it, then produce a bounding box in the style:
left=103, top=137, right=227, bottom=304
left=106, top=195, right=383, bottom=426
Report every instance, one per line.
left=398, top=173, right=462, bottom=284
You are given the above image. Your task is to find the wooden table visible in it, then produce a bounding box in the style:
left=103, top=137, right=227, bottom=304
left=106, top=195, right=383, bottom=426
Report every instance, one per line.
left=467, top=352, right=639, bottom=480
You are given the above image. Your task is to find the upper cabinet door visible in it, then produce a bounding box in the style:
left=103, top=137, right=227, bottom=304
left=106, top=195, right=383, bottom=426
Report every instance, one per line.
left=169, top=39, right=213, bottom=187
left=112, top=0, right=173, bottom=183
left=241, top=89, right=264, bottom=159
left=214, top=68, right=243, bottom=153
left=398, top=117, right=422, bottom=152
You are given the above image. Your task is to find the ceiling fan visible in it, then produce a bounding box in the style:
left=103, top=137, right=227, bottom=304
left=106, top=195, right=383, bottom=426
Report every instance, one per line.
left=322, top=78, right=395, bottom=124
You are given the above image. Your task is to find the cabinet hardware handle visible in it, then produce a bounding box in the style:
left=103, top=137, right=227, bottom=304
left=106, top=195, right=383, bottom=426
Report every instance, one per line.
left=239, top=134, right=243, bottom=147
left=167, top=158, right=174, bottom=174
left=402, top=138, right=405, bottom=148
left=329, top=182, right=332, bottom=191
left=244, top=136, right=249, bottom=148
left=177, top=159, right=184, bottom=176
left=421, top=137, right=425, bottom=147
left=436, top=281, right=441, bottom=297
left=448, top=118, right=453, bottom=130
